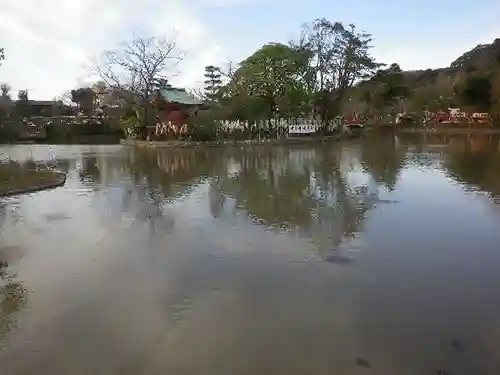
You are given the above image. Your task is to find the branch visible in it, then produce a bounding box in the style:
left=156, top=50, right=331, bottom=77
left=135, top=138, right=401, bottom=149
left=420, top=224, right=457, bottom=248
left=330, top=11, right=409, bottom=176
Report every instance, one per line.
left=89, top=34, right=185, bottom=106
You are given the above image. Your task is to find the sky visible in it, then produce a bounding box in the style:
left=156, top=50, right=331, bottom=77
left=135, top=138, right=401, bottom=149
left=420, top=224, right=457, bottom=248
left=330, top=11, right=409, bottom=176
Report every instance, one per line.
left=0, top=0, right=499, bottom=100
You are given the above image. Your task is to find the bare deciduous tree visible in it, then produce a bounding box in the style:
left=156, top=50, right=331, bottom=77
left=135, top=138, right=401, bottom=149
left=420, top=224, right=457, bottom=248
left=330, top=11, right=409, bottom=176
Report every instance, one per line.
left=90, top=35, right=184, bottom=128
left=1, top=84, right=11, bottom=99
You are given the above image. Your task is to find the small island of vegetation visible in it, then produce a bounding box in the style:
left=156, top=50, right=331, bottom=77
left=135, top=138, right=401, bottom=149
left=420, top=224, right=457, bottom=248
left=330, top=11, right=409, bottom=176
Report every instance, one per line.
left=0, top=161, right=66, bottom=197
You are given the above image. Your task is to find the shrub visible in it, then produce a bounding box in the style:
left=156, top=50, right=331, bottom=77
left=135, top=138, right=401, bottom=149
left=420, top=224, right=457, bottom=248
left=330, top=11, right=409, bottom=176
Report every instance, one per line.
left=187, top=112, right=220, bottom=141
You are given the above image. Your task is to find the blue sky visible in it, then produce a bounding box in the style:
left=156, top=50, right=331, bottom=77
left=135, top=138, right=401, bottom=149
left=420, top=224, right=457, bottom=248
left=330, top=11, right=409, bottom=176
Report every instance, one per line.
left=1, top=0, right=499, bottom=99
left=202, top=0, right=500, bottom=69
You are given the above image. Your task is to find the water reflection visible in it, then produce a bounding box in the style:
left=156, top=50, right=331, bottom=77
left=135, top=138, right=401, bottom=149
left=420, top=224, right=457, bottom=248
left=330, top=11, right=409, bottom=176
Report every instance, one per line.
left=208, top=177, right=226, bottom=218
left=79, top=156, right=101, bottom=183
left=360, top=134, right=406, bottom=191
left=123, top=148, right=220, bottom=202
left=0, top=200, right=6, bottom=230
left=211, top=146, right=384, bottom=260
left=0, top=244, right=28, bottom=345
left=1, top=139, right=500, bottom=374
left=400, top=133, right=500, bottom=198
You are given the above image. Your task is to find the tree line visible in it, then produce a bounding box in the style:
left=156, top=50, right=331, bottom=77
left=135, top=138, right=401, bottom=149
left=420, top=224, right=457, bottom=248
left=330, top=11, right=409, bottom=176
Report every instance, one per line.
left=1, top=21, right=499, bottom=134
left=200, top=34, right=500, bottom=127
left=199, top=19, right=381, bottom=128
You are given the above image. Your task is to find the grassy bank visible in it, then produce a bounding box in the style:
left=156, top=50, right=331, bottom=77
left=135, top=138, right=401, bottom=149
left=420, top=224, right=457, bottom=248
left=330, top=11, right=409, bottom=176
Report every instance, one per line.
left=0, top=163, right=66, bottom=197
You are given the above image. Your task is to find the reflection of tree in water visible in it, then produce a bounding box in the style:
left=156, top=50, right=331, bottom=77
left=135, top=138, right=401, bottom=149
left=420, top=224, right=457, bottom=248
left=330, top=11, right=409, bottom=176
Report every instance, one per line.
left=209, top=177, right=226, bottom=218
left=444, top=149, right=500, bottom=198
left=79, top=156, right=101, bottom=184
left=53, top=158, right=71, bottom=173
left=222, top=150, right=315, bottom=228
left=360, top=135, right=406, bottom=191
left=399, top=133, right=500, bottom=199
left=0, top=259, right=27, bottom=344
left=220, top=147, right=381, bottom=259
left=123, top=148, right=226, bottom=203
left=117, top=149, right=229, bottom=239
left=0, top=201, right=6, bottom=231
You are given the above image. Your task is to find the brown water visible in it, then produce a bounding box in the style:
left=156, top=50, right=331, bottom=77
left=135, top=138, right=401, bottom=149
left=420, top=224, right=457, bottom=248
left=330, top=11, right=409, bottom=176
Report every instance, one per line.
left=1, top=134, right=500, bottom=374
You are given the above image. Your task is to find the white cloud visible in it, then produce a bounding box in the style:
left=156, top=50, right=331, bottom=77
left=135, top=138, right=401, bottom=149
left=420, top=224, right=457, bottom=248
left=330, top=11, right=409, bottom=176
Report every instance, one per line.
left=1, top=0, right=498, bottom=100
left=0, top=0, right=226, bottom=100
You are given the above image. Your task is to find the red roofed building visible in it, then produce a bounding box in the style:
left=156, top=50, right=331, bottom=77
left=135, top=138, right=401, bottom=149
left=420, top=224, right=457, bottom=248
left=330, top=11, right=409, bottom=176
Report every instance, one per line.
left=151, top=86, right=204, bottom=138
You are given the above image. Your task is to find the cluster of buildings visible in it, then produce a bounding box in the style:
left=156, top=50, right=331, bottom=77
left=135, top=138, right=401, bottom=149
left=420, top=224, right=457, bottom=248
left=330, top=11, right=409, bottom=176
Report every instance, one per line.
left=395, top=108, right=493, bottom=127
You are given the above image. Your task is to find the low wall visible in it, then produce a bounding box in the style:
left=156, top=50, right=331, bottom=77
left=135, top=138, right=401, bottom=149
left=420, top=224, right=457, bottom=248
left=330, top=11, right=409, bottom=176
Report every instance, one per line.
left=120, top=135, right=347, bottom=149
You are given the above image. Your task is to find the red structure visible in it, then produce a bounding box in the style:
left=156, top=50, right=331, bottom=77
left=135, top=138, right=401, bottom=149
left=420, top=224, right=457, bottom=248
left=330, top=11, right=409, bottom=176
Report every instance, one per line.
left=151, top=86, right=204, bottom=138
left=158, top=102, right=190, bottom=126
left=156, top=87, right=203, bottom=127
left=344, top=112, right=362, bottom=126
left=424, top=108, right=491, bottom=127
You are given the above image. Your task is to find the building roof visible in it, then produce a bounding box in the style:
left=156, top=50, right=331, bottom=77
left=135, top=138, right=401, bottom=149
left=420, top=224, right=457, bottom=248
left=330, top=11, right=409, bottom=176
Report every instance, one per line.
left=30, top=100, right=60, bottom=107
left=11, top=100, right=59, bottom=106
left=158, top=87, right=202, bottom=105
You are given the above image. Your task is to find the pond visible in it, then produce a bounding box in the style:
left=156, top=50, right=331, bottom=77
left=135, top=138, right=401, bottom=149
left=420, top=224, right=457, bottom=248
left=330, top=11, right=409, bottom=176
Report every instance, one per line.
left=1, top=134, right=500, bottom=374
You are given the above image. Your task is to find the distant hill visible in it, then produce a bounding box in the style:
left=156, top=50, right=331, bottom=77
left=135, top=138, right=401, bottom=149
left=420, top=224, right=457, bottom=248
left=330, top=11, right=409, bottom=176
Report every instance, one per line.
left=450, top=38, right=500, bottom=70
left=348, top=38, right=500, bottom=116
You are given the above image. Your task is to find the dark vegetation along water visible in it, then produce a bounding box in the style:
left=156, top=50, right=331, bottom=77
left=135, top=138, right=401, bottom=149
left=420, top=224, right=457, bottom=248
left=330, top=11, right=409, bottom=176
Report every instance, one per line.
left=1, top=134, right=500, bottom=374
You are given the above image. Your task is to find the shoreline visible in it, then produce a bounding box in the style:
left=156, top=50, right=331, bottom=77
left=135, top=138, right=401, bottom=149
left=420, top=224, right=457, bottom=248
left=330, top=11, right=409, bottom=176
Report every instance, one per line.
left=0, top=171, right=67, bottom=197
left=395, top=128, right=500, bottom=135
left=120, top=133, right=354, bottom=149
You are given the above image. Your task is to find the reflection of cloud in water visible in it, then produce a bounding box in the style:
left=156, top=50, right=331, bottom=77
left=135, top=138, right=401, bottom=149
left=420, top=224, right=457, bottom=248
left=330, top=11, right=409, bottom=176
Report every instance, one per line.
left=0, top=201, right=6, bottom=230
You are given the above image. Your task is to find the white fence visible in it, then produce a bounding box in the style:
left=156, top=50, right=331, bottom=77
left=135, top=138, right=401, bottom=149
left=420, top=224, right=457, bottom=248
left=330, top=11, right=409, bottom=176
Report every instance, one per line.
left=216, top=118, right=342, bottom=135
left=138, top=117, right=348, bottom=140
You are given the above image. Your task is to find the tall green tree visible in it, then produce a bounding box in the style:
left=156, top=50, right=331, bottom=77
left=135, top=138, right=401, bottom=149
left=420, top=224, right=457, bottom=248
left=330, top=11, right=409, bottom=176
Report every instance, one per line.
left=0, top=48, right=4, bottom=67
left=300, top=19, right=380, bottom=122
left=457, top=74, right=492, bottom=111
left=204, top=65, right=222, bottom=102
left=222, top=43, right=310, bottom=120
left=363, top=63, right=410, bottom=113
left=14, top=90, right=31, bottom=118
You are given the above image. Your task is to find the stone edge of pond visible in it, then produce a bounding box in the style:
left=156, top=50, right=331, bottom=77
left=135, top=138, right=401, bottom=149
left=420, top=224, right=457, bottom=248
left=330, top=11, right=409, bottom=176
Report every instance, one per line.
left=0, top=171, right=67, bottom=197
left=120, top=134, right=350, bottom=148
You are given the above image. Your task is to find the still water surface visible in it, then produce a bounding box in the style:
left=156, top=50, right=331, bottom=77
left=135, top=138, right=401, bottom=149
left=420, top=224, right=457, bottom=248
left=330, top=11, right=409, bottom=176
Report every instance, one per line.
left=1, top=134, right=500, bottom=374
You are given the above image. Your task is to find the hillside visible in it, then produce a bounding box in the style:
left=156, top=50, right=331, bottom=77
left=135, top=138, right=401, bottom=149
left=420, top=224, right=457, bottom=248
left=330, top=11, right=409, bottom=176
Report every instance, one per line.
left=450, top=38, right=500, bottom=70
left=348, top=38, right=500, bottom=117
